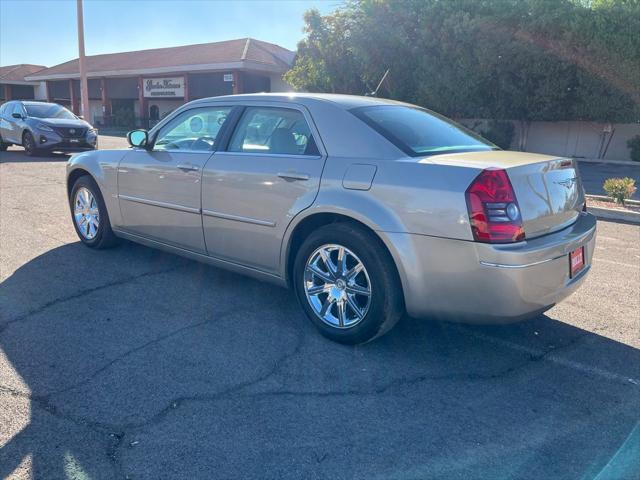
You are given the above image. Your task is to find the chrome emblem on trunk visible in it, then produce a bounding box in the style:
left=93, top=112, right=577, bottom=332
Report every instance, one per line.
left=555, top=177, right=577, bottom=189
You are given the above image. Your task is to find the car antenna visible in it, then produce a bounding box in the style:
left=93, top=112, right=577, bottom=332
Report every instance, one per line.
left=365, top=69, right=390, bottom=97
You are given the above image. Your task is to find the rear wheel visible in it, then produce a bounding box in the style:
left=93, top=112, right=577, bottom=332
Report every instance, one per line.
left=69, top=175, right=118, bottom=249
left=22, top=131, right=38, bottom=156
left=293, top=223, right=404, bottom=344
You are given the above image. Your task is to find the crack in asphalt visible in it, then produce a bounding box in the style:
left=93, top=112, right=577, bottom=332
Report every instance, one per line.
left=47, top=308, right=241, bottom=398
left=0, top=320, right=628, bottom=479
left=0, top=256, right=630, bottom=478
left=0, top=265, right=184, bottom=334
left=107, top=312, right=307, bottom=477
left=110, top=329, right=590, bottom=433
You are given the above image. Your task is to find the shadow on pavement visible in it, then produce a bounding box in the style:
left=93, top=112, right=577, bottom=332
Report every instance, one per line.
left=0, top=241, right=639, bottom=479
left=0, top=149, right=70, bottom=163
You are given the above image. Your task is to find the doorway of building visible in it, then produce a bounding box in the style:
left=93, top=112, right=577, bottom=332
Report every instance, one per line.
left=149, top=104, right=160, bottom=127
left=111, top=99, right=135, bottom=128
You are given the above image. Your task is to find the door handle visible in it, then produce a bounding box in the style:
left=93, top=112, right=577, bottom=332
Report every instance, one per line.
left=177, top=164, right=199, bottom=172
left=277, top=172, right=309, bottom=181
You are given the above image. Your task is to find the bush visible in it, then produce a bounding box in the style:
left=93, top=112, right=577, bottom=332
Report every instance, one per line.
left=603, top=177, right=637, bottom=206
left=480, top=120, right=515, bottom=149
left=627, top=135, right=640, bottom=162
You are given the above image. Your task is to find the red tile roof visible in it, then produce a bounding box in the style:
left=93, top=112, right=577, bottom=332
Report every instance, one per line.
left=25, top=38, right=295, bottom=80
left=0, top=64, right=46, bottom=83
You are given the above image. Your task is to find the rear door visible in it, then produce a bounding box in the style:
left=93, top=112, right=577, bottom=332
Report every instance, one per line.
left=201, top=103, right=326, bottom=273
left=117, top=105, right=234, bottom=253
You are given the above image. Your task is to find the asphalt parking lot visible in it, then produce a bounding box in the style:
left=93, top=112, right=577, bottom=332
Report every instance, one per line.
left=1, top=140, right=639, bottom=480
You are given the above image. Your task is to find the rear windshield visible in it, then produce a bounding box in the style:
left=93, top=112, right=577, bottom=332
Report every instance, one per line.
left=351, top=105, right=496, bottom=157
left=24, top=103, right=76, bottom=120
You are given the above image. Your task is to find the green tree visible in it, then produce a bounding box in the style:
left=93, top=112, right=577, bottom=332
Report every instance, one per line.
left=285, top=0, right=639, bottom=123
left=283, top=9, right=365, bottom=93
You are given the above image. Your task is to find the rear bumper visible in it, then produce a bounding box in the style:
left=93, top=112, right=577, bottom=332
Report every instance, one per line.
left=386, top=212, right=597, bottom=323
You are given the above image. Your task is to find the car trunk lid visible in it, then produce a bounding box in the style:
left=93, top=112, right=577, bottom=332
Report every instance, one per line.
left=419, top=151, right=585, bottom=239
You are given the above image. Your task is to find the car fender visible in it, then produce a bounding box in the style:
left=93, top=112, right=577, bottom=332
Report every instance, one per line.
left=66, top=149, right=128, bottom=227
left=279, top=186, right=412, bottom=290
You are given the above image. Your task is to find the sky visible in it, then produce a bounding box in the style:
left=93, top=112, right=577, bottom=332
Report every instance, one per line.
left=0, top=0, right=340, bottom=68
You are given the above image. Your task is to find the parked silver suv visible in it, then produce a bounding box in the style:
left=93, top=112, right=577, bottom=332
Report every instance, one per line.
left=66, top=93, right=596, bottom=344
left=0, top=100, right=97, bottom=155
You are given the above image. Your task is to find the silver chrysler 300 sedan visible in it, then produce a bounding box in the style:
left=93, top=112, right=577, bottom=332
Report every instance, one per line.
left=66, top=93, right=596, bottom=344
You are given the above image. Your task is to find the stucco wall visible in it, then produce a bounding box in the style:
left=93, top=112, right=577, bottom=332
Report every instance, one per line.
left=460, top=119, right=640, bottom=161
left=269, top=74, right=293, bottom=93
left=33, top=82, right=47, bottom=100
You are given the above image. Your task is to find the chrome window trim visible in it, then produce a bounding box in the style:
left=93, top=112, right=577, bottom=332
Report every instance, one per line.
left=148, top=149, right=215, bottom=155
left=202, top=209, right=276, bottom=227
left=214, top=151, right=322, bottom=160
left=118, top=194, right=200, bottom=214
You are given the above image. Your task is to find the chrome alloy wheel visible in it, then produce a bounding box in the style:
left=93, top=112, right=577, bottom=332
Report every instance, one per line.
left=304, top=244, right=372, bottom=328
left=74, top=187, right=100, bottom=240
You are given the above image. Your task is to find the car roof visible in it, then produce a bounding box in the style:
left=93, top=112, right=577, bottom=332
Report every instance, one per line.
left=191, top=92, right=411, bottom=110
left=21, top=101, right=56, bottom=106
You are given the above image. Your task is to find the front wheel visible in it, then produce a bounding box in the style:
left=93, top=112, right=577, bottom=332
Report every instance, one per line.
left=69, top=175, right=118, bottom=249
left=23, top=131, right=38, bottom=156
left=293, top=223, right=404, bottom=344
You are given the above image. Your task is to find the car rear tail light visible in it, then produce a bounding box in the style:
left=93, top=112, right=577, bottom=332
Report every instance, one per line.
left=465, top=168, right=525, bottom=243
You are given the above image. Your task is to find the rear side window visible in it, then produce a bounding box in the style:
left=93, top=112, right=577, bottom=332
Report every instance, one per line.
left=228, top=107, right=319, bottom=156
left=351, top=105, right=495, bottom=157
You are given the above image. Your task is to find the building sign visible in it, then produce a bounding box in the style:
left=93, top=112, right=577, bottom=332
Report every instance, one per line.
left=143, top=77, right=185, bottom=98
left=223, top=74, right=234, bottom=82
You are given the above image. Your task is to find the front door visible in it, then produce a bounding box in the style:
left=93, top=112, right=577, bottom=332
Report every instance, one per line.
left=0, top=102, right=14, bottom=142
left=201, top=104, right=325, bottom=273
left=3, top=102, right=26, bottom=143
left=118, top=105, right=233, bottom=253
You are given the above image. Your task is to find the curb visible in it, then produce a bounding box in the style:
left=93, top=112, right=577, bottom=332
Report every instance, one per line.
left=587, top=206, right=640, bottom=224
left=586, top=194, right=640, bottom=207
left=576, top=158, right=640, bottom=166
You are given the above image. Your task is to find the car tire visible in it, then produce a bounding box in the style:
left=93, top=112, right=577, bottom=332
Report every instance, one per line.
left=22, top=131, right=38, bottom=156
left=293, top=222, right=404, bottom=344
left=69, top=175, right=119, bottom=249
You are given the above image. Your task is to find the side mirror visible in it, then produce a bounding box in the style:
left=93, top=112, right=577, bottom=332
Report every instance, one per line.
left=127, top=129, right=149, bottom=149
left=12, top=113, right=23, bottom=119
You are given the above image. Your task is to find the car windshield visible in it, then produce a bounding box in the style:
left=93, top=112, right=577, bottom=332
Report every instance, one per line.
left=352, top=105, right=496, bottom=157
left=24, top=103, right=77, bottom=120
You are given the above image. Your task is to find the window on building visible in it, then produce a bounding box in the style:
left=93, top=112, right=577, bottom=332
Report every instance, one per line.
left=228, top=107, right=319, bottom=156
left=154, top=106, right=232, bottom=151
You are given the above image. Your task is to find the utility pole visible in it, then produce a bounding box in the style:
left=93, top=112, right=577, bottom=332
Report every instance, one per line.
left=77, top=0, right=90, bottom=119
